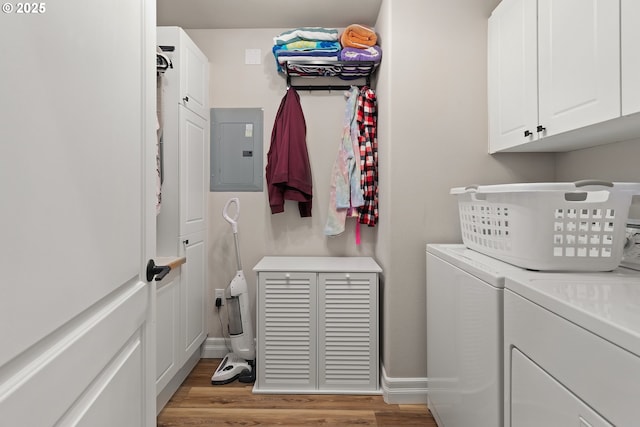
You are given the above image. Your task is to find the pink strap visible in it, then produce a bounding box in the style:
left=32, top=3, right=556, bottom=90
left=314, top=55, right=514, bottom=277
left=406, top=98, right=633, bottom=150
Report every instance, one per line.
left=355, top=221, right=361, bottom=245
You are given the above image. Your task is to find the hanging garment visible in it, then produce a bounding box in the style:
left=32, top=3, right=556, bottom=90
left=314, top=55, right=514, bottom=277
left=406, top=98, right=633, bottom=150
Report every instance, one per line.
left=155, top=54, right=164, bottom=215
left=357, top=86, right=379, bottom=227
left=266, top=88, right=313, bottom=217
left=324, top=86, right=364, bottom=236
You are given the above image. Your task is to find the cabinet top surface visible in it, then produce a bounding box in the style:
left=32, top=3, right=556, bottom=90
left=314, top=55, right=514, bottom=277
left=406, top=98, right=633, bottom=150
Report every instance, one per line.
left=253, top=256, right=382, bottom=273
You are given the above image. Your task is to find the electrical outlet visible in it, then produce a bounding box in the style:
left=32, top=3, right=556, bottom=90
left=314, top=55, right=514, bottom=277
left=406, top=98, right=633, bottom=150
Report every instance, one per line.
left=215, top=288, right=225, bottom=306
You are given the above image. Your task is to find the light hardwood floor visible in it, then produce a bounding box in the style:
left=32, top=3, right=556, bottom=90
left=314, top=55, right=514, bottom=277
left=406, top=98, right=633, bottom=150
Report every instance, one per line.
left=157, top=358, right=437, bottom=426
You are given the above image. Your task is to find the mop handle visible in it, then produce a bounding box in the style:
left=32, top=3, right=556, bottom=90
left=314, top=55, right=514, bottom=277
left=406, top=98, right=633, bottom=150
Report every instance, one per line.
left=223, top=198, right=239, bottom=234
left=223, top=198, right=242, bottom=270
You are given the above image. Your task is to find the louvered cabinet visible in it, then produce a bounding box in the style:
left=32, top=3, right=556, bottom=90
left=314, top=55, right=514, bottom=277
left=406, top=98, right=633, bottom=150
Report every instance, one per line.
left=253, top=257, right=381, bottom=394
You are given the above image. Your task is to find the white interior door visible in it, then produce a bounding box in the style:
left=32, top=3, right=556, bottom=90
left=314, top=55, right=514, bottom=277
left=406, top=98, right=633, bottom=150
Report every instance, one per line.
left=0, top=1, right=157, bottom=426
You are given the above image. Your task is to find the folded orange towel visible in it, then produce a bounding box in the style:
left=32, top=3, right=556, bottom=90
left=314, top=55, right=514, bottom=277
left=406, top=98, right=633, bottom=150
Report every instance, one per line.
left=340, top=24, right=377, bottom=49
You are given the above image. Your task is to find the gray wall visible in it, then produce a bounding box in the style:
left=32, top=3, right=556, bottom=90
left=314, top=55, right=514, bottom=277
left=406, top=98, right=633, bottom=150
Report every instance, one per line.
left=556, top=138, right=640, bottom=218
left=373, top=0, right=555, bottom=378
left=556, top=138, right=640, bottom=183
left=186, top=0, right=558, bottom=382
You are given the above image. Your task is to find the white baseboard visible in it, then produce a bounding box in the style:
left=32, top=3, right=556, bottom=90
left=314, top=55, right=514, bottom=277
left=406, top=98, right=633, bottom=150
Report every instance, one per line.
left=202, top=340, right=429, bottom=404
left=380, top=364, right=428, bottom=404
left=200, top=336, right=231, bottom=359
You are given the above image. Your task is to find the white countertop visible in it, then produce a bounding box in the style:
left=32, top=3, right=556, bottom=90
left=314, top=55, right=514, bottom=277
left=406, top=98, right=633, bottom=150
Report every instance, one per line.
left=253, top=256, right=382, bottom=273
left=506, top=267, right=640, bottom=357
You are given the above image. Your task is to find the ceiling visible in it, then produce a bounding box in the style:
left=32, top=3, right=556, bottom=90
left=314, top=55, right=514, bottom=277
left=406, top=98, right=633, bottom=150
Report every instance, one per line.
left=156, top=0, right=383, bottom=29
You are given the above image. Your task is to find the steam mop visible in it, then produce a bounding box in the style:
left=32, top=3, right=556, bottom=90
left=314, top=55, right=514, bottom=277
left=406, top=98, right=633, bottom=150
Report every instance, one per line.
left=211, top=198, right=256, bottom=385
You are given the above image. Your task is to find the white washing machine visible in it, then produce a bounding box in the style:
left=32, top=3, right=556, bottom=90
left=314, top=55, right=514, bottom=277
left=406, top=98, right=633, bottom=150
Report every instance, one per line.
left=426, top=244, right=522, bottom=427
left=504, top=267, right=640, bottom=427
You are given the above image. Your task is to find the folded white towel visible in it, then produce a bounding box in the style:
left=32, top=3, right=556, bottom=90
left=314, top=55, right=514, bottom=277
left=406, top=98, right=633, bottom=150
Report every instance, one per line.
left=274, top=27, right=339, bottom=45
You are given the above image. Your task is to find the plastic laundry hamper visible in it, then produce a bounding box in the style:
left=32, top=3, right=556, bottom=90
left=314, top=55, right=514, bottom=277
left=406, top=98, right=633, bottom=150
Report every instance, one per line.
left=451, top=180, right=640, bottom=271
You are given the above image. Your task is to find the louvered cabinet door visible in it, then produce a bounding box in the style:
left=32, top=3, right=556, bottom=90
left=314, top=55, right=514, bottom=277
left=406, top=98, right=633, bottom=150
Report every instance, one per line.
left=318, top=272, right=379, bottom=391
left=257, top=271, right=317, bottom=391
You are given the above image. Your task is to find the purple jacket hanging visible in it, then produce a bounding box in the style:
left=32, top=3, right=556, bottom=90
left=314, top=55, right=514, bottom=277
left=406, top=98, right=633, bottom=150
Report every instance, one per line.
left=266, top=88, right=313, bottom=217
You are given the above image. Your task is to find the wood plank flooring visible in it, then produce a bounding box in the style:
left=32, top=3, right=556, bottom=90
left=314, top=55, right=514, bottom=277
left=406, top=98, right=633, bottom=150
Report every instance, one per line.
left=157, top=359, right=437, bottom=426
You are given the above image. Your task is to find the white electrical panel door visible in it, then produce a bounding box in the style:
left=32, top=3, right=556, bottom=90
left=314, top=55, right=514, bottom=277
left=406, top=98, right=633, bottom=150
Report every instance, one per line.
left=537, top=0, right=620, bottom=136
left=179, top=105, right=207, bottom=236
left=511, top=348, right=613, bottom=427
left=317, top=272, right=378, bottom=391
left=257, top=272, right=318, bottom=391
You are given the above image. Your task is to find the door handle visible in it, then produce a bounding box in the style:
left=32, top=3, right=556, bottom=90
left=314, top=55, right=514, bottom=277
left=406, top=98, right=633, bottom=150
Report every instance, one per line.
left=146, top=257, right=186, bottom=282
left=146, top=259, right=170, bottom=282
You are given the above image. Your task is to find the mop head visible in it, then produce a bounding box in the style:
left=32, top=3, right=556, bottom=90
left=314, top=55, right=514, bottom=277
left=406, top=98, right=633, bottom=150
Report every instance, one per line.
left=211, top=353, right=255, bottom=385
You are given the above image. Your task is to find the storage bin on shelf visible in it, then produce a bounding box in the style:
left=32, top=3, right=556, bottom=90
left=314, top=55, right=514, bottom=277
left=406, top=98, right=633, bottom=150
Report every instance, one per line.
left=451, top=180, right=640, bottom=271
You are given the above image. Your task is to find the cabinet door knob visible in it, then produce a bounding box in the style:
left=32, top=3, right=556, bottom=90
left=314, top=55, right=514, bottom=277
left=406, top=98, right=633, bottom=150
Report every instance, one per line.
left=345, top=273, right=351, bottom=279
left=537, top=125, right=546, bottom=133
left=524, top=130, right=532, bottom=137
left=285, top=273, right=291, bottom=279
left=183, top=96, right=189, bottom=103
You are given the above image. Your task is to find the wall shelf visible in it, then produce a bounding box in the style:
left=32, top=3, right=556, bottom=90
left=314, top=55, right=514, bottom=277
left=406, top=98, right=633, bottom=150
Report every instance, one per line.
left=284, top=60, right=378, bottom=91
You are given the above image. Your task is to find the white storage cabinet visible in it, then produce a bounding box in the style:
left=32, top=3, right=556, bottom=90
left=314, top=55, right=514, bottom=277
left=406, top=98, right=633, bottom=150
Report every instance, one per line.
left=488, top=0, right=640, bottom=153
left=253, top=257, right=381, bottom=394
left=155, top=26, right=209, bottom=412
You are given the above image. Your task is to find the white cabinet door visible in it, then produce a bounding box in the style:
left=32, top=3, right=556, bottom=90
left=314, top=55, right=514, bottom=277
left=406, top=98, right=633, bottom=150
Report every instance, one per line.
left=180, top=231, right=207, bottom=359
left=488, top=0, right=629, bottom=152
left=622, top=0, right=640, bottom=115
left=488, top=0, right=538, bottom=153
left=179, top=105, right=208, bottom=236
left=257, top=272, right=317, bottom=391
left=317, top=272, right=378, bottom=391
left=180, top=32, right=209, bottom=120
left=511, top=348, right=613, bottom=427
left=537, top=0, right=620, bottom=136
left=0, top=0, right=155, bottom=425
left=156, top=269, right=181, bottom=392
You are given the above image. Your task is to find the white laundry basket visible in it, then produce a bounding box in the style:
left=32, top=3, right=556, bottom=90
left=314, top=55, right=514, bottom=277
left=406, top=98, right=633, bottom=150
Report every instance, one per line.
left=451, top=180, right=640, bottom=271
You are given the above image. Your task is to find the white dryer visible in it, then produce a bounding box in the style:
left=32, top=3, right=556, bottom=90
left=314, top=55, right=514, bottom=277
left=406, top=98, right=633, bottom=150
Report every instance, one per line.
left=426, top=244, right=522, bottom=427
left=504, top=268, right=640, bottom=427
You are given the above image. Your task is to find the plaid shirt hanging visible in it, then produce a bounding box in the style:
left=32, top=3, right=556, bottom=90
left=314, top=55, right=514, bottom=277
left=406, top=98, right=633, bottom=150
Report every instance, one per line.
left=356, top=86, right=378, bottom=226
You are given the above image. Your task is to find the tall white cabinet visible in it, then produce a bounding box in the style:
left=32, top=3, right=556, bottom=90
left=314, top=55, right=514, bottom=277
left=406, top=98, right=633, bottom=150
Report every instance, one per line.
left=155, top=27, right=209, bottom=412
left=253, top=257, right=382, bottom=394
left=488, top=0, right=640, bottom=153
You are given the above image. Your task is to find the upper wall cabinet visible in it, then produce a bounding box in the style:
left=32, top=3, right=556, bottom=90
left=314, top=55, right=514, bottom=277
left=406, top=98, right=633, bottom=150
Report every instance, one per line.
left=622, top=0, right=640, bottom=115
left=158, top=27, right=209, bottom=121
left=157, top=27, right=209, bottom=256
left=488, top=0, right=640, bottom=153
